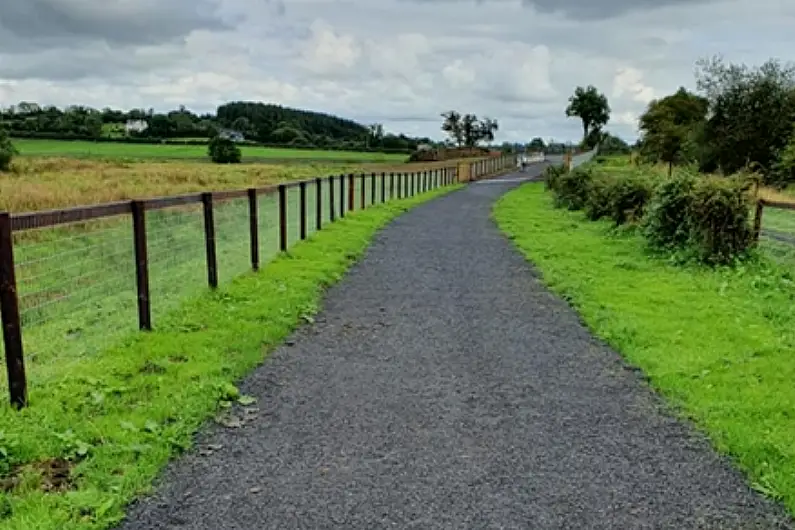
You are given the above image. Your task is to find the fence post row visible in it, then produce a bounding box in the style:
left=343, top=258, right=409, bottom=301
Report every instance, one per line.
left=131, top=200, right=152, bottom=331
left=278, top=184, right=288, bottom=252
left=202, top=192, right=219, bottom=288
left=0, top=212, right=27, bottom=409
left=0, top=166, right=466, bottom=408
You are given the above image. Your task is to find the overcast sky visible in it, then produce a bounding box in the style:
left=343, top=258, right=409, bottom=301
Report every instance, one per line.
left=0, top=0, right=793, bottom=143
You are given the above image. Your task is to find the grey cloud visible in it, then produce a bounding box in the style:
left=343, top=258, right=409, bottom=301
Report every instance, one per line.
left=0, top=0, right=231, bottom=49
left=402, top=0, right=715, bottom=20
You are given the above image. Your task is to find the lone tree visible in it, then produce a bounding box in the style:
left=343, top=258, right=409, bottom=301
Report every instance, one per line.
left=0, top=128, right=17, bottom=172
left=208, top=135, right=242, bottom=164
left=565, top=85, right=611, bottom=148
left=441, top=111, right=499, bottom=147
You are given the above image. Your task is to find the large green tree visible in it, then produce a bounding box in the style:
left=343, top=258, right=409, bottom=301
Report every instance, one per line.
left=695, top=56, right=795, bottom=176
left=565, top=85, right=611, bottom=146
left=638, top=87, right=709, bottom=174
left=0, top=128, right=17, bottom=171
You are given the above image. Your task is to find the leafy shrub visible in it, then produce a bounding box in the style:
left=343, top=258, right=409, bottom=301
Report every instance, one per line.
left=0, top=129, right=17, bottom=172
left=686, top=177, right=753, bottom=264
left=208, top=136, right=242, bottom=164
left=584, top=172, right=653, bottom=225
left=552, top=167, right=592, bottom=210
left=643, top=173, right=698, bottom=248
left=543, top=164, right=566, bottom=191
left=584, top=174, right=616, bottom=221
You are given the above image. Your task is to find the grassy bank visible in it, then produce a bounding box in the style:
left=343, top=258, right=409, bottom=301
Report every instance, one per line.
left=0, top=184, right=460, bottom=529
left=13, top=139, right=408, bottom=163
left=494, top=182, right=795, bottom=514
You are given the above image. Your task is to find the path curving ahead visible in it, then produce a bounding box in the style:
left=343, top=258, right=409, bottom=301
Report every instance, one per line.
left=121, top=168, right=791, bottom=529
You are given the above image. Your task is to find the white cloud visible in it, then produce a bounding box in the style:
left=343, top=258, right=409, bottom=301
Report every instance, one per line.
left=298, top=20, right=362, bottom=76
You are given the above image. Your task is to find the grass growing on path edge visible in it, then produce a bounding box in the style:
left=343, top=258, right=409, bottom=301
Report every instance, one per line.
left=0, top=185, right=461, bottom=529
left=494, top=183, right=795, bottom=515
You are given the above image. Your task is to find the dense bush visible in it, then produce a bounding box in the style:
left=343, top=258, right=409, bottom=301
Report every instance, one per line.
left=643, top=173, right=698, bottom=248
left=585, top=173, right=654, bottom=225
left=0, top=129, right=17, bottom=171
left=543, top=164, right=566, bottom=191
left=552, top=167, right=592, bottom=210
left=208, top=136, right=242, bottom=164
left=686, top=177, right=753, bottom=264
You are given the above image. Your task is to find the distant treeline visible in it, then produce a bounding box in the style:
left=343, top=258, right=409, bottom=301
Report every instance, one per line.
left=0, top=101, right=433, bottom=153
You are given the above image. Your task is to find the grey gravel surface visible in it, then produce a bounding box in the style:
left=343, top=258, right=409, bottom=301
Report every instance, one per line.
left=120, top=167, right=792, bottom=529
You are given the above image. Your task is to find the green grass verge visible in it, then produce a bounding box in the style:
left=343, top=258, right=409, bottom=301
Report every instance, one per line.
left=13, top=139, right=408, bottom=163
left=494, top=182, right=795, bottom=515
left=0, top=184, right=460, bottom=529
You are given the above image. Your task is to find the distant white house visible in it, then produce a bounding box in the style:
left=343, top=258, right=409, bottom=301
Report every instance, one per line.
left=218, top=129, right=245, bottom=143
left=417, top=143, right=433, bottom=151
left=124, top=119, right=148, bottom=134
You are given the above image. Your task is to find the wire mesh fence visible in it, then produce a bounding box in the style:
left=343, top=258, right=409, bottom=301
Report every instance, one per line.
left=0, top=157, right=517, bottom=407
left=757, top=202, right=795, bottom=270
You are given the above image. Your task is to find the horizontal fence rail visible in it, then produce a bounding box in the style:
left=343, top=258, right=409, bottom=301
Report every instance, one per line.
left=0, top=157, right=516, bottom=408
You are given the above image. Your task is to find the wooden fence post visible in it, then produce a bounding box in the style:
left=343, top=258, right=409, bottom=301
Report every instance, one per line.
left=0, top=213, right=27, bottom=409
left=753, top=200, right=764, bottom=242
left=329, top=176, right=336, bottom=222
left=299, top=181, right=307, bottom=240
left=131, top=201, right=152, bottom=330
left=349, top=174, right=356, bottom=212
left=371, top=173, right=377, bottom=205
left=360, top=174, right=366, bottom=209
left=339, top=174, right=345, bottom=218
left=278, top=184, right=288, bottom=251
left=390, top=172, right=395, bottom=199
left=381, top=173, right=386, bottom=203
left=202, top=193, right=218, bottom=288
left=315, top=178, right=323, bottom=230
left=247, top=189, right=259, bottom=272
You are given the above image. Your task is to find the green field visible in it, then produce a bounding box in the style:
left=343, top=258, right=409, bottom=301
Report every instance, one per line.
left=12, top=139, right=409, bottom=163
left=0, top=182, right=458, bottom=529
left=495, top=182, right=795, bottom=515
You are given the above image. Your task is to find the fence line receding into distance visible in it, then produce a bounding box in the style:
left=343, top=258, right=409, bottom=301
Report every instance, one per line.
left=0, top=155, right=517, bottom=408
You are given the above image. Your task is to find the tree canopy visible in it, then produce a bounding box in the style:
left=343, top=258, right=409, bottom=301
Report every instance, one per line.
left=441, top=111, right=499, bottom=147
left=0, top=101, right=431, bottom=153
left=565, top=85, right=611, bottom=147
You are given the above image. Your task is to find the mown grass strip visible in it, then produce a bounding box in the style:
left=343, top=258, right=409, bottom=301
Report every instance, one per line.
left=494, top=182, right=795, bottom=515
left=0, top=184, right=460, bottom=529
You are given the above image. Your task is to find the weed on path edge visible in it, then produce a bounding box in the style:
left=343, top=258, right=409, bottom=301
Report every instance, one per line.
left=0, top=185, right=462, bottom=529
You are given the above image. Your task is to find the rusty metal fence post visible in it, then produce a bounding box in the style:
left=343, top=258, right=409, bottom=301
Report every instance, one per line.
left=0, top=213, right=27, bottom=409
left=131, top=201, right=152, bottom=330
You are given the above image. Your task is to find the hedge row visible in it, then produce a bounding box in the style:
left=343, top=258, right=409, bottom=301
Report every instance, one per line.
left=543, top=164, right=754, bottom=264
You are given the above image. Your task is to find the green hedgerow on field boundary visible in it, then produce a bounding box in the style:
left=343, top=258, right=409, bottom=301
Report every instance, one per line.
left=494, top=182, right=795, bottom=517
left=0, top=184, right=461, bottom=530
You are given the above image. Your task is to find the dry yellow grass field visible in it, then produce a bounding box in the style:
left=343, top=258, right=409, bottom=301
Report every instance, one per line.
left=0, top=157, right=470, bottom=213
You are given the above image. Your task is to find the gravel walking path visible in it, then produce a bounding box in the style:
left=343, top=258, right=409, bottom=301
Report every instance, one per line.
left=121, top=168, right=792, bottom=529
